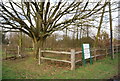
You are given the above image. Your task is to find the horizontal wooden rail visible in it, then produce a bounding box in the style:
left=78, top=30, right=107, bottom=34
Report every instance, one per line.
left=75, top=51, right=82, bottom=54
left=41, top=50, right=72, bottom=54
left=6, top=49, right=17, bottom=51
left=91, top=49, right=106, bottom=51
left=41, top=57, right=71, bottom=63
left=91, top=54, right=107, bottom=58
left=75, top=59, right=82, bottom=63
left=75, top=54, right=107, bottom=63
left=41, top=50, right=82, bottom=55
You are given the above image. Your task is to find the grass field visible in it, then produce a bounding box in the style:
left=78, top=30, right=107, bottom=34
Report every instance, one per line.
left=2, top=52, right=119, bottom=79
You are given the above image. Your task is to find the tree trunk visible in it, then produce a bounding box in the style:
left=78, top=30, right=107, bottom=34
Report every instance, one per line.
left=33, top=40, right=40, bottom=59
left=66, top=28, right=67, bottom=37
left=94, top=7, right=105, bottom=61
left=76, top=27, right=79, bottom=41
left=40, top=39, right=45, bottom=57
left=79, top=23, right=82, bottom=45
left=32, top=40, right=35, bottom=50
left=19, top=26, right=23, bottom=53
left=86, top=26, right=89, bottom=37
left=33, top=39, right=45, bottom=59
left=109, top=2, right=114, bottom=59
left=72, top=31, right=75, bottom=48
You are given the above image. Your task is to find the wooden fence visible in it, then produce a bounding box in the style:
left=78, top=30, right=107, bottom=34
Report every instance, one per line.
left=4, top=46, right=20, bottom=59
left=38, top=49, right=82, bottom=70
left=3, top=46, right=27, bottom=59
left=3, top=45, right=120, bottom=70
left=38, top=46, right=120, bottom=70
left=38, top=49, right=103, bottom=70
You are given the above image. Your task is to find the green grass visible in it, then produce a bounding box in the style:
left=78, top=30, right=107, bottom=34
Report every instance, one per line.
left=2, top=53, right=119, bottom=79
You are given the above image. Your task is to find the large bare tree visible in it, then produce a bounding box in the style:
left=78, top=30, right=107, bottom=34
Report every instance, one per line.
left=0, top=0, right=108, bottom=58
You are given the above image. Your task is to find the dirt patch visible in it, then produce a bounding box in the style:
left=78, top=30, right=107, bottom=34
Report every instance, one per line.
left=107, top=73, right=120, bottom=81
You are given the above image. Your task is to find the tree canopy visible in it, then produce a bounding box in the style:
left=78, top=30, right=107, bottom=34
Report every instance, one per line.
left=0, top=0, right=110, bottom=58
left=0, top=1, right=109, bottom=41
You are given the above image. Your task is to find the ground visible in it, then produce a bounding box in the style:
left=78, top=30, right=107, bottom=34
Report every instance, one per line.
left=2, top=51, right=119, bottom=79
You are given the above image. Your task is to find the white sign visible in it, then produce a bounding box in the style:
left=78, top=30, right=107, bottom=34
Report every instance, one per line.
left=83, top=44, right=91, bottom=59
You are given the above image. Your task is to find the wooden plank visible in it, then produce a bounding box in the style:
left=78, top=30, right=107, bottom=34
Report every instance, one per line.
left=71, top=49, right=75, bottom=70
left=40, top=57, right=71, bottom=63
left=75, top=59, right=82, bottom=63
left=75, top=51, right=82, bottom=54
left=7, top=49, right=16, bottom=51
left=41, top=50, right=71, bottom=54
left=75, top=54, right=107, bottom=63
left=38, top=48, right=41, bottom=65
left=91, top=49, right=106, bottom=52
left=91, top=54, right=106, bottom=58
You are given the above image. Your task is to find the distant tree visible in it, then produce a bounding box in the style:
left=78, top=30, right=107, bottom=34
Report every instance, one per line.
left=95, top=31, right=110, bottom=48
left=0, top=32, right=9, bottom=45
left=8, top=32, right=32, bottom=48
left=80, top=36, right=94, bottom=47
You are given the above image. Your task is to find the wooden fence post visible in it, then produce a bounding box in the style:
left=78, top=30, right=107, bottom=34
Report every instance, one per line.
left=94, top=49, right=97, bottom=61
left=18, top=46, right=20, bottom=57
left=71, top=49, right=75, bottom=70
left=38, top=48, right=41, bottom=65
left=105, top=48, right=108, bottom=57
left=112, top=46, right=114, bottom=59
left=5, top=48, right=7, bottom=59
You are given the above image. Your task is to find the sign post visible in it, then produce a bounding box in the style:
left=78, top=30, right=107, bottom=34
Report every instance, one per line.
left=82, top=44, right=92, bottom=66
